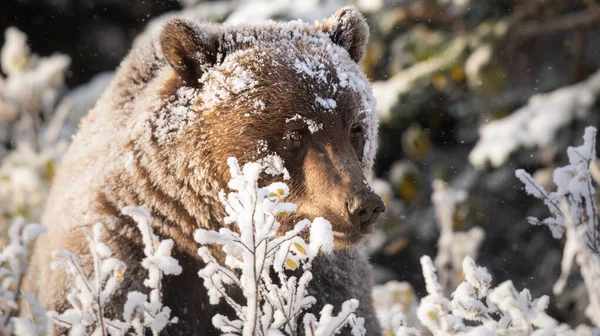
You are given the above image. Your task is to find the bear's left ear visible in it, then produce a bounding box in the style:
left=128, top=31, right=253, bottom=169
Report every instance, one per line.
left=160, top=18, right=218, bottom=85
left=316, top=6, right=369, bottom=62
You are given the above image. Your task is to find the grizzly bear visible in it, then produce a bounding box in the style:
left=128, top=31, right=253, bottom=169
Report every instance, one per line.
left=24, top=6, right=385, bottom=335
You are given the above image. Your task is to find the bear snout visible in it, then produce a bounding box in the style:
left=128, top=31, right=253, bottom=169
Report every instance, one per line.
left=346, top=191, right=385, bottom=233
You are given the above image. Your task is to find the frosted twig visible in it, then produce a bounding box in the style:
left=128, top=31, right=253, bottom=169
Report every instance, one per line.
left=195, top=157, right=363, bottom=335
left=516, top=126, right=600, bottom=326
left=0, top=217, right=47, bottom=335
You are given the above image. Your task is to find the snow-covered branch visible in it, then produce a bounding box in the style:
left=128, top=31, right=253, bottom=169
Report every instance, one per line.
left=411, top=255, right=597, bottom=335
left=0, top=26, right=72, bottom=237
left=431, top=180, right=484, bottom=295
left=470, top=71, right=600, bottom=168
left=516, top=126, right=600, bottom=327
left=195, top=157, right=365, bottom=336
left=50, top=208, right=181, bottom=335
left=0, top=217, right=48, bottom=336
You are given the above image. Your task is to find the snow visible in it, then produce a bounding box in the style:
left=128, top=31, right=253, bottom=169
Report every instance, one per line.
left=372, top=281, right=421, bottom=335
left=470, top=70, right=600, bottom=168
left=410, top=255, right=586, bottom=335
left=461, top=256, right=491, bottom=299
left=464, top=44, right=492, bottom=88
left=0, top=217, right=49, bottom=335
left=286, top=114, right=324, bottom=134
left=189, top=17, right=378, bottom=169
left=194, top=157, right=364, bottom=335
left=199, top=57, right=257, bottom=111
left=224, top=0, right=347, bottom=25
left=516, top=127, right=600, bottom=326
left=302, top=300, right=366, bottom=336
left=1, top=27, right=29, bottom=76
left=258, top=154, right=291, bottom=180
left=308, top=217, right=334, bottom=257
left=153, top=86, right=200, bottom=143
left=315, top=96, right=337, bottom=111
left=294, top=58, right=329, bottom=84
left=48, top=209, right=180, bottom=335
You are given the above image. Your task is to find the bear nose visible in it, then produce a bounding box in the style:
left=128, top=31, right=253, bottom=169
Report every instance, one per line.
left=347, top=193, right=385, bottom=232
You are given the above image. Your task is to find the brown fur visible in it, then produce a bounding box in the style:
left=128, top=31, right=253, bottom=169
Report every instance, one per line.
left=25, top=7, right=382, bottom=335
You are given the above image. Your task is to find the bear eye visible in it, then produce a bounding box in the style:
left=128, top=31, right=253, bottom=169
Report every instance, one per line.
left=289, top=131, right=303, bottom=148
left=350, top=124, right=364, bottom=160
left=350, top=125, right=363, bottom=140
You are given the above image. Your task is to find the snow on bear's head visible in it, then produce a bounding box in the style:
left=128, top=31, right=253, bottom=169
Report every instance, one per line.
left=159, top=7, right=384, bottom=248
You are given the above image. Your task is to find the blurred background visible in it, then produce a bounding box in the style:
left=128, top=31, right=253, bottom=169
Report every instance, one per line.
left=1, top=0, right=599, bottom=331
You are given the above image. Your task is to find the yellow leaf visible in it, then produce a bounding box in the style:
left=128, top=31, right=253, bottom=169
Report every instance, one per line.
left=450, top=65, right=465, bottom=83
left=427, top=310, right=439, bottom=324
left=277, top=189, right=285, bottom=197
left=280, top=211, right=289, bottom=217
left=293, top=242, right=306, bottom=255
left=431, top=72, right=447, bottom=91
left=72, top=297, right=83, bottom=311
left=285, top=258, right=298, bottom=270
left=45, top=159, right=55, bottom=178
left=115, top=268, right=124, bottom=283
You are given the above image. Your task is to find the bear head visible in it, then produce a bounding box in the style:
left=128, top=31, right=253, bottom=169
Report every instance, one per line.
left=156, top=7, right=384, bottom=248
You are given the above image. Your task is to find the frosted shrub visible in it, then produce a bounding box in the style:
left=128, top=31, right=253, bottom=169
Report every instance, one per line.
left=516, top=126, right=600, bottom=326
left=372, top=281, right=421, bottom=336
left=194, top=157, right=366, bottom=336
left=413, top=255, right=596, bottom=336
left=0, top=217, right=49, bottom=336
left=0, top=26, right=70, bottom=142
left=0, top=26, right=71, bottom=238
left=50, top=208, right=181, bottom=335
left=120, top=207, right=181, bottom=336
left=431, top=180, right=484, bottom=295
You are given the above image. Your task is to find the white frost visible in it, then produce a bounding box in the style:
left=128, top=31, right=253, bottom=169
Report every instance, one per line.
left=315, top=96, right=337, bottom=111
left=286, top=114, right=323, bottom=134
left=469, top=70, right=600, bottom=168
left=195, top=157, right=364, bottom=336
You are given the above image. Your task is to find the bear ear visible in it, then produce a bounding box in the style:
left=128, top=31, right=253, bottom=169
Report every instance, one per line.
left=316, top=6, right=369, bottom=62
left=160, top=18, right=218, bottom=85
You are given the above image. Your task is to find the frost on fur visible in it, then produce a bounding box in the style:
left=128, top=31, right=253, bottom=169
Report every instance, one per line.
left=194, top=157, right=365, bottom=336
left=50, top=209, right=181, bottom=335
left=0, top=217, right=49, bottom=336
left=516, top=126, right=600, bottom=327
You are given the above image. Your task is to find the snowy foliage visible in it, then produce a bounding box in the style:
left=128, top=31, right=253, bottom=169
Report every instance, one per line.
left=376, top=126, right=600, bottom=335
left=224, top=0, right=349, bottom=25
left=194, top=157, right=365, bottom=336
left=470, top=71, right=600, bottom=168
left=372, top=281, right=421, bottom=336
left=0, top=26, right=71, bottom=149
left=50, top=223, right=130, bottom=335
left=50, top=209, right=181, bottom=335
left=0, top=26, right=72, bottom=235
left=0, top=217, right=49, bottom=336
left=120, top=207, right=181, bottom=335
left=516, top=126, right=600, bottom=327
left=412, top=255, right=598, bottom=336
left=431, top=180, right=484, bottom=295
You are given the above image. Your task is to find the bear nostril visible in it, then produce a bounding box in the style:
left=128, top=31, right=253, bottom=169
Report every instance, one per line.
left=348, top=194, right=386, bottom=230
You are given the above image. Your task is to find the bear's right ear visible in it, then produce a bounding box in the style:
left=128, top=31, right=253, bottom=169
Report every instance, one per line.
left=160, top=18, right=218, bottom=85
left=316, top=7, right=369, bottom=63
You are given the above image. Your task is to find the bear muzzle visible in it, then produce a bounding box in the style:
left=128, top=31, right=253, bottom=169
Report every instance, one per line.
left=346, top=191, right=385, bottom=234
